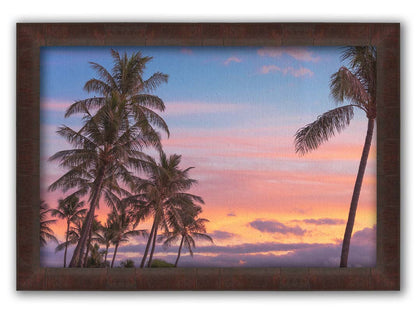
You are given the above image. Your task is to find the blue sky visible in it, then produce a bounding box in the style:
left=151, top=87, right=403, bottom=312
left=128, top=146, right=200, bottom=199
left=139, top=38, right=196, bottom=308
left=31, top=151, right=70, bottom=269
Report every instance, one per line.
left=40, top=46, right=347, bottom=127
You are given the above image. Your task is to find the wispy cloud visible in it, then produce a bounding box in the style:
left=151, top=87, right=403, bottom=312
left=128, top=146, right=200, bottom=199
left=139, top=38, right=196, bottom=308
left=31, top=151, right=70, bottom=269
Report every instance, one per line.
left=257, top=47, right=320, bottom=62
left=41, top=99, right=72, bottom=112
left=224, top=56, right=242, bottom=65
left=300, top=218, right=345, bottom=225
left=260, top=65, right=313, bottom=77
left=249, top=219, right=306, bottom=236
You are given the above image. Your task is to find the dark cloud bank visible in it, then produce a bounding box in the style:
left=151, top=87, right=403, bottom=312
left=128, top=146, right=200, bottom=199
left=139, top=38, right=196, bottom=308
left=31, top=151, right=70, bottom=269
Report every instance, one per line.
left=41, top=226, right=376, bottom=268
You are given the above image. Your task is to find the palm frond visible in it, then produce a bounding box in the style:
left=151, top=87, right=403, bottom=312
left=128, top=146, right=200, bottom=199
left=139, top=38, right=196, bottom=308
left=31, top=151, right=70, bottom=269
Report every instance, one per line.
left=330, top=67, right=369, bottom=110
left=161, top=235, right=180, bottom=249
left=87, top=62, right=117, bottom=91
left=65, top=97, right=106, bottom=118
left=191, top=232, right=214, bottom=244
left=141, top=72, right=169, bottom=93
left=131, top=94, right=166, bottom=112
left=294, top=105, right=354, bottom=155
left=53, top=126, right=99, bottom=150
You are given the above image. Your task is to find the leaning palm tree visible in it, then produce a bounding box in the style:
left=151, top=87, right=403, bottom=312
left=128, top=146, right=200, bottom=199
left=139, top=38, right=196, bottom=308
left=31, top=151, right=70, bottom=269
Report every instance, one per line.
left=160, top=205, right=213, bottom=267
left=40, top=200, right=58, bottom=247
left=294, top=46, right=376, bottom=267
left=49, top=50, right=169, bottom=267
left=49, top=195, right=86, bottom=267
left=132, top=152, right=204, bottom=268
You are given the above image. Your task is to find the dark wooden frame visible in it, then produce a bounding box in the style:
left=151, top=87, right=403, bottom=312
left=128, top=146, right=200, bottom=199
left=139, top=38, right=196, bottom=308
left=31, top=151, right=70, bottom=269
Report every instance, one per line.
left=16, top=23, right=400, bottom=290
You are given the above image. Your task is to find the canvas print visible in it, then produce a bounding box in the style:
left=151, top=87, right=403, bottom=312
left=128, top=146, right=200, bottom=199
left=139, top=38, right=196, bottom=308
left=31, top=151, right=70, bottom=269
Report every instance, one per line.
left=39, top=46, right=376, bottom=268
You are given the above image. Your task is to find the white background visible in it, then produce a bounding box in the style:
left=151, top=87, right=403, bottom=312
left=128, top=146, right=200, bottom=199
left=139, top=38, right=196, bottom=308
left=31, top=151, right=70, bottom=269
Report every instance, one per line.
left=1, top=0, right=413, bottom=310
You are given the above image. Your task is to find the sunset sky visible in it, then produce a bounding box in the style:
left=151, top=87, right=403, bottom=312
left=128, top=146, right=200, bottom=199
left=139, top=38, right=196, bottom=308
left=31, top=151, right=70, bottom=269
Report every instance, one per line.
left=39, top=46, right=376, bottom=268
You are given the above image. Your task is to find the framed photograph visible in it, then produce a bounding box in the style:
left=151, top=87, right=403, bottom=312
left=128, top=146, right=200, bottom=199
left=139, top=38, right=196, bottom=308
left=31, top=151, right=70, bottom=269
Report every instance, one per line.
left=17, top=23, right=400, bottom=290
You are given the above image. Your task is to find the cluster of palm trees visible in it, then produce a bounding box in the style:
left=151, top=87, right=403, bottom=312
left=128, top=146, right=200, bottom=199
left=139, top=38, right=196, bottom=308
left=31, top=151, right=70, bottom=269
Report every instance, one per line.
left=42, top=49, right=213, bottom=268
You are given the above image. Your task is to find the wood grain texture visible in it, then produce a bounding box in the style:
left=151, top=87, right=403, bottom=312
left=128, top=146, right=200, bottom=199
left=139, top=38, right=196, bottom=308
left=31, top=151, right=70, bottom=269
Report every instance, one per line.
left=16, top=23, right=400, bottom=291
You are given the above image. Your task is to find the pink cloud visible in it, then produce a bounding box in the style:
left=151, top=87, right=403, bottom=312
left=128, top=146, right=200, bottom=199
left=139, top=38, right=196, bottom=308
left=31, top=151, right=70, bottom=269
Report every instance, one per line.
left=187, top=164, right=376, bottom=215
left=180, top=48, right=193, bottom=55
left=257, top=47, right=320, bottom=62
left=260, top=65, right=313, bottom=77
left=224, top=56, right=242, bottom=65
left=41, top=99, right=72, bottom=112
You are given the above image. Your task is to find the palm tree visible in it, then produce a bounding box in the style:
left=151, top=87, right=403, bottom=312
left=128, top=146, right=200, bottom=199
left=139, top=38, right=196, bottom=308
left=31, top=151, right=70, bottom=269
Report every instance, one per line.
left=40, top=200, right=58, bottom=247
left=132, top=152, right=204, bottom=268
left=83, top=218, right=102, bottom=266
left=85, top=243, right=105, bottom=268
left=108, top=201, right=147, bottom=268
left=160, top=205, right=213, bottom=267
left=49, top=195, right=86, bottom=267
left=294, top=46, right=376, bottom=267
left=97, top=220, right=116, bottom=266
left=55, top=218, right=82, bottom=258
left=49, top=49, right=169, bottom=267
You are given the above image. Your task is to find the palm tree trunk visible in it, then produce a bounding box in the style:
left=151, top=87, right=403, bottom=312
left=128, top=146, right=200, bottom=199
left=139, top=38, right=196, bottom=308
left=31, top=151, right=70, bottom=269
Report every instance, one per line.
left=174, top=235, right=185, bottom=267
left=104, top=244, right=109, bottom=266
left=340, top=118, right=375, bottom=267
left=63, top=221, right=70, bottom=268
left=147, top=226, right=158, bottom=268
left=111, top=242, right=120, bottom=268
left=140, top=216, right=157, bottom=268
left=83, top=230, right=93, bottom=266
left=69, top=168, right=105, bottom=267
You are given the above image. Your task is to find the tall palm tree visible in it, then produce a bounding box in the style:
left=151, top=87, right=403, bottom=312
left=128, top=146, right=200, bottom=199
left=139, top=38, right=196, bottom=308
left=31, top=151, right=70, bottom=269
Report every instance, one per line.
left=49, top=49, right=169, bottom=267
left=40, top=200, right=58, bottom=247
left=49, top=195, right=86, bottom=267
left=294, top=46, right=376, bottom=267
left=108, top=201, right=147, bottom=268
left=160, top=205, right=213, bottom=267
left=132, top=152, right=204, bottom=268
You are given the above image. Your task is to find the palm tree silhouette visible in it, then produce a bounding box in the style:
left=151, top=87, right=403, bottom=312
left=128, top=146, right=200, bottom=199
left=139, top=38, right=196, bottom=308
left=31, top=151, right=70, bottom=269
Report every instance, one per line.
left=85, top=243, right=105, bottom=268
left=97, top=221, right=116, bottom=266
left=49, top=195, right=86, bottom=267
left=40, top=200, right=58, bottom=247
left=132, top=152, right=204, bottom=268
left=55, top=219, right=82, bottom=257
left=107, top=201, right=147, bottom=268
left=160, top=205, right=213, bottom=267
left=83, top=218, right=102, bottom=266
left=49, top=50, right=169, bottom=267
left=294, top=46, right=376, bottom=267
